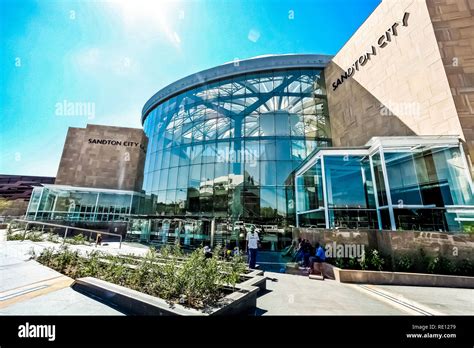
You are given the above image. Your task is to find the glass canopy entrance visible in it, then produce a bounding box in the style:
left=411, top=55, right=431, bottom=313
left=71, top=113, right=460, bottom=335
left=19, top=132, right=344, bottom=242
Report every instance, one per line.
left=295, top=136, right=474, bottom=232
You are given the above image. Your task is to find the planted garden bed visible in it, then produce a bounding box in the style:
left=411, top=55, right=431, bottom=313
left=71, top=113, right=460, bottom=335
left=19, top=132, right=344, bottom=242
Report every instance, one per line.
left=33, top=245, right=265, bottom=315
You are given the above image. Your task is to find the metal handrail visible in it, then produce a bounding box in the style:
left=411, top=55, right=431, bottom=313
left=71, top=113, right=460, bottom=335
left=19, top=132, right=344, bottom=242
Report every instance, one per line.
left=11, top=219, right=122, bottom=249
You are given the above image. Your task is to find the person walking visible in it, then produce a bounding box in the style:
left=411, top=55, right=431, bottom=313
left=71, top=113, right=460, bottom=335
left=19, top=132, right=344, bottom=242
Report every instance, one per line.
left=245, top=225, right=260, bottom=269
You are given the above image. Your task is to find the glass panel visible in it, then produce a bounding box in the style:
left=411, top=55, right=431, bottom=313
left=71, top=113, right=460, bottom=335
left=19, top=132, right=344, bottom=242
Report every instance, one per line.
left=202, top=143, right=217, bottom=164
left=260, top=113, right=275, bottom=136
left=260, top=187, right=277, bottom=218
left=275, top=139, right=292, bottom=161
left=385, top=152, right=423, bottom=206
left=372, top=152, right=388, bottom=206
left=167, top=167, right=178, bottom=191
left=291, top=140, right=306, bottom=161
left=260, top=139, right=276, bottom=161
left=191, top=144, right=203, bottom=165
left=260, top=161, right=276, bottom=186
left=324, top=155, right=374, bottom=209
left=276, top=187, right=288, bottom=218
left=275, top=112, right=290, bottom=136
left=176, top=166, right=190, bottom=190
left=158, top=168, right=168, bottom=191
left=296, top=159, right=323, bottom=212
left=276, top=161, right=293, bottom=186
left=188, top=164, right=201, bottom=189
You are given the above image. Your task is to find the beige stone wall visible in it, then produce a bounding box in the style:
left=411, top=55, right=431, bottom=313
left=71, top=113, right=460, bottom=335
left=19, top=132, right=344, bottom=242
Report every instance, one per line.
left=294, top=228, right=474, bottom=260
left=325, top=0, right=464, bottom=150
left=427, top=0, right=474, bottom=174
left=55, top=124, right=148, bottom=191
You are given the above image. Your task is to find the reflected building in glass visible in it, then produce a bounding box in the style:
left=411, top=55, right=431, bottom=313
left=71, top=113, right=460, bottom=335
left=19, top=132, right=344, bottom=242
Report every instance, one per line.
left=141, top=54, right=332, bottom=226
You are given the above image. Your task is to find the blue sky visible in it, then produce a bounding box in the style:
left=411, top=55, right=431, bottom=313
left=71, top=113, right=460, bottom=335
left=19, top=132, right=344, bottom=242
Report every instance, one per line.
left=0, top=0, right=380, bottom=176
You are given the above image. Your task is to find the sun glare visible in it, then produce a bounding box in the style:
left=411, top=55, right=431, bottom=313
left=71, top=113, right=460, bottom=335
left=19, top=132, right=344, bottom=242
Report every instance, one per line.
left=108, top=0, right=182, bottom=46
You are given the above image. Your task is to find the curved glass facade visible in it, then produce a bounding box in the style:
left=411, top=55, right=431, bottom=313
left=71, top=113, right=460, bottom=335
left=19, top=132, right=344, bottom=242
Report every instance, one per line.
left=142, top=68, right=330, bottom=225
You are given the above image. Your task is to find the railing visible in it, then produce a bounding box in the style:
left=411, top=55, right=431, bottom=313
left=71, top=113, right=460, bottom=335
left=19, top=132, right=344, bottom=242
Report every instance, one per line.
left=11, top=219, right=123, bottom=249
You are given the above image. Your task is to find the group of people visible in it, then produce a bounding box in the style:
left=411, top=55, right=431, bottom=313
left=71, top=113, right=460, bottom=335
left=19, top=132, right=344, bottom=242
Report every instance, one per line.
left=293, top=238, right=326, bottom=276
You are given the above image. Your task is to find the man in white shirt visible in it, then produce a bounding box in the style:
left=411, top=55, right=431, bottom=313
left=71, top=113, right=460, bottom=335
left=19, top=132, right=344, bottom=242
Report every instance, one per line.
left=245, top=226, right=260, bottom=269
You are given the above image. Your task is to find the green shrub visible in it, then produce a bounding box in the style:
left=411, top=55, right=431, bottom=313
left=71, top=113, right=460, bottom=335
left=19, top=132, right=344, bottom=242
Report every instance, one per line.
left=347, top=257, right=361, bottom=270
left=333, top=257, right=346, bottom=269
left=64, top=233, right=88, bottom=245
left=7, top=232, right=24, bottom=241
left=395, top=255, right=414, bottom=272
left=455, top=259, right=474, bottom=276
left=427, top=256, right=455, bottom=275
left=28, top=232, right=44, bottom=242
left=414, top=248, right=432, bottom=273
left=368, top=249, right=385, bottom=271
left=36, top=247, right=55, bottom=267
left=46, top=232, right=59, bottom=243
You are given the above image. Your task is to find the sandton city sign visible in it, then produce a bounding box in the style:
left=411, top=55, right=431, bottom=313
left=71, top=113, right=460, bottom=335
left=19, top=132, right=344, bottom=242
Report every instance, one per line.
left=88, top=138, right=146, bottom=152
left=331, top=12, right=410, bottom=91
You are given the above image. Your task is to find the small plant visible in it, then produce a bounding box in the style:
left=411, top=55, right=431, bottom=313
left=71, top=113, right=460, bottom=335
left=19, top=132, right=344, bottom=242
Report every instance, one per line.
left=368, top=250, right=385, bottom=271
left=28, top=232, right=44, bottom=242
left=427, top=256, right=455, bottom=275
left=36, top=247, right=55, bottom=267
left=64, top=233, right=89, bottom=245
left=333, top=257, right=346, bottom=269
left=73, top=233, right=86, bottom=244
left=395, top=255, right=414, bottom=272
left=46, top=232, right=59, bottom=243
left=413, top=248, right=431, bottom=273
left=347, top=257, right=361, bottom=270
left=6, top=231, right=24, bottom=241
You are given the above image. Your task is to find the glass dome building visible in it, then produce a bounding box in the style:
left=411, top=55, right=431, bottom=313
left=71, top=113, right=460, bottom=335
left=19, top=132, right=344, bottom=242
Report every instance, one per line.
left=141, top=54, right=332, bottom=226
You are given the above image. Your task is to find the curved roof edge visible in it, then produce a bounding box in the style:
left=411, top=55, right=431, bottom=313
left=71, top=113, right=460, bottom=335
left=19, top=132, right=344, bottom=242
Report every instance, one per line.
left=141, top=53, right=333, bottom=124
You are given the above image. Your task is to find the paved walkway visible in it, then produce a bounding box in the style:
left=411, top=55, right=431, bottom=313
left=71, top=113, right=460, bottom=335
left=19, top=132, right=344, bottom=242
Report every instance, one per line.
left=0, top=237, right=123, bottom=315
left=257, top=272, right=474, bottom=315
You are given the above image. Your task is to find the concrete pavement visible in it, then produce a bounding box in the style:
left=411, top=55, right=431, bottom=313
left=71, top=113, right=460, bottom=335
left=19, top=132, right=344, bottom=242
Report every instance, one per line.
left=256, top=272, right=407, bottom=315
left=256, top=272, right=474, bottom=315
left=0, top=237, right=123, bottom=315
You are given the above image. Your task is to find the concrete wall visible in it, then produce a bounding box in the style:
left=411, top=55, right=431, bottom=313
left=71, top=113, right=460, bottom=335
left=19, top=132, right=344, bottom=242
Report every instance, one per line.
left=324, top=0, right=466, bottom=163
left=427, top=0, right=474, bottom=175
left=55, top=124, right=147, bottom=191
